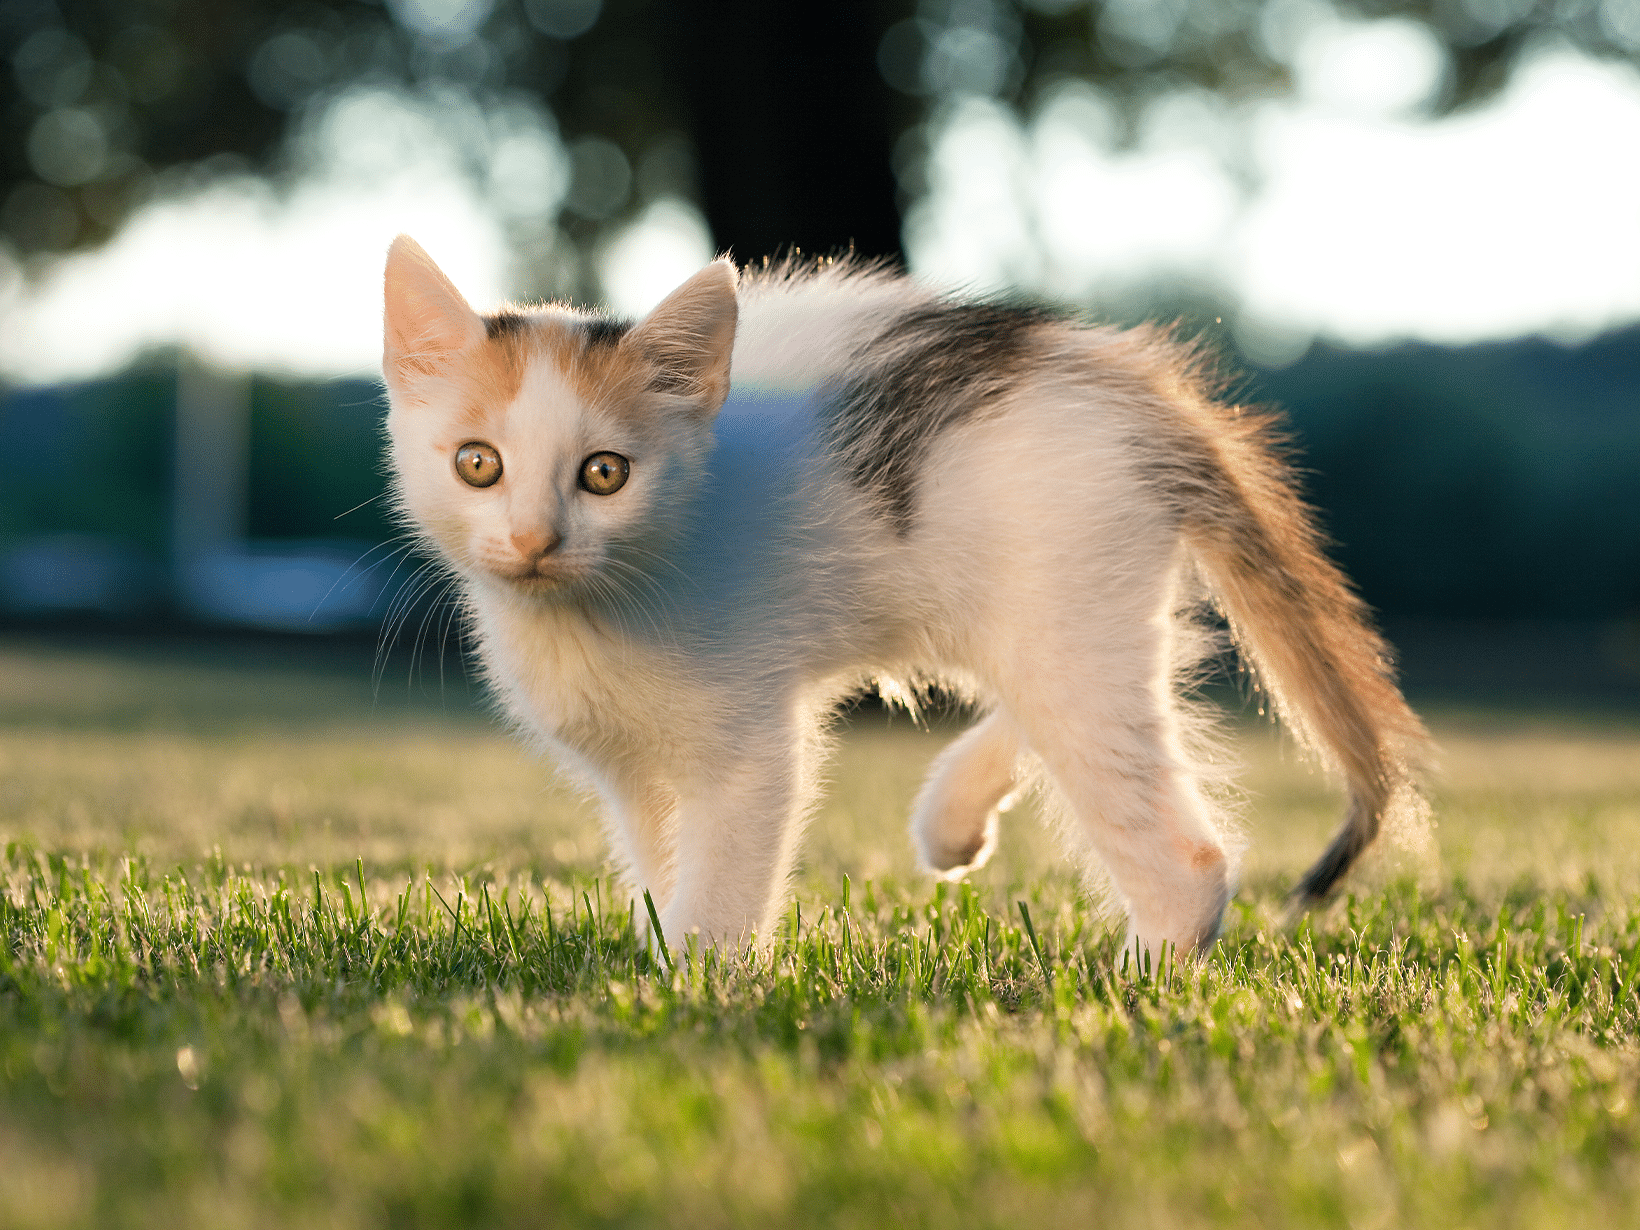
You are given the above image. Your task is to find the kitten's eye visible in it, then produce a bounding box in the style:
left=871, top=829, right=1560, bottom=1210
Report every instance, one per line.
left=454, top=441, right=503, bottom=488
left=580, top=452, right=630, bottom=496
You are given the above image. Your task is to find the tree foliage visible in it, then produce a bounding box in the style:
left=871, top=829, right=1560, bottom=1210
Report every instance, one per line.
left=1, top=0, right=1636, bottom=269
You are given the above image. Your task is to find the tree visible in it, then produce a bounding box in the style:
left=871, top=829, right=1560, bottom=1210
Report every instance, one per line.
left=2, top=0, right=1635, bottom=278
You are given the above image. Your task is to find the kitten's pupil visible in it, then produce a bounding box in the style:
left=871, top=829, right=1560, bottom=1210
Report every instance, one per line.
left=455, top=442, right=503, bottom=488
left=580, top=452, right=630, bottom=496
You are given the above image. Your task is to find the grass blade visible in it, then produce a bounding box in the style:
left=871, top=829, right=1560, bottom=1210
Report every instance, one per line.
left=1018, top=899, right=1053, bottom=993
left=643, top=888, right=672, bottom=971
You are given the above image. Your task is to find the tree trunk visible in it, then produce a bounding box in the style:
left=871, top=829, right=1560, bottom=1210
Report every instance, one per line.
left=662, top=0, right=908, bottom=266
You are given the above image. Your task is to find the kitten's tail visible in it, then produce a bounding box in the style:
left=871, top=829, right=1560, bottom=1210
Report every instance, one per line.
left=1154, top=365, right=1433, bottom=903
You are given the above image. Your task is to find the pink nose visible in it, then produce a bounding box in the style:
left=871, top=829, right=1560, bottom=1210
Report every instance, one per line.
left=511, top=529, right=562, bottom=560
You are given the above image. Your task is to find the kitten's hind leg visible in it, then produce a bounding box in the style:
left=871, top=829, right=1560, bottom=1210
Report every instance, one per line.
left=911, top=711, right=1022, bottom=878
left=999, top=616, right=1233, bottom=961
left=1019, top=696, right=1231, bottom=959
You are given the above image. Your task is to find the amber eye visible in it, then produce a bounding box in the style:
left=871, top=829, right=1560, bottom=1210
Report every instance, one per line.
left=579, top=452, right=630, bottom=495
left=454, top=441, right=502, bottom=488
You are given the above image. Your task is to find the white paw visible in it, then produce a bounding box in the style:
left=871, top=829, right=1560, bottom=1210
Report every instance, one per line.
left=913, top=799, right=1004, bottom=879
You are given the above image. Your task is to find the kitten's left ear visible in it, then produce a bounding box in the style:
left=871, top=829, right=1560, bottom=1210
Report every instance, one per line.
left=623, top=258, right=739, bottom=416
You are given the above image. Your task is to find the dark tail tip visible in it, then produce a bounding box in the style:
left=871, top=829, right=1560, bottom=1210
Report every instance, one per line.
left=1289, top=794, right=1380, bottom=906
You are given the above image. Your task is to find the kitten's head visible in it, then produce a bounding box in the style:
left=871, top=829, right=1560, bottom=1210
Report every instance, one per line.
left=381, top=235, right=737, bottom=598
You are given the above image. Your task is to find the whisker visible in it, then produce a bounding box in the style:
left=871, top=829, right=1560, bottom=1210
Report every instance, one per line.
left=584, top=572, right=649, bottom=658
left=379, top=558, right=438, bottom=632
left=371, top=542, right=435, bottom=619
left=374, top=561, right=449, bottom=696
left=310, top=536, right=419, bottom=623
left=409, top=575, right=463, bottom=691
left=614, top=541, right=701, bottom=596
left=333, top=491, right=388, bottom=521
left=599, top=556, right=680, bottom=648
left=390, top=580, right=448, bottom=694
left=433, top=583, right=468, bottom=698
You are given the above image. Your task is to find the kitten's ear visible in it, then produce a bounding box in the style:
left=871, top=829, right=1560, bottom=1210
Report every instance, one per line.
left=623, top=258, right=739, bottom=415
left=382, top=235, right=486, bottom=392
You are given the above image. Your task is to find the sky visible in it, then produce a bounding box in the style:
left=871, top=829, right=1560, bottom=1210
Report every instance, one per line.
left=2, top=8, right=1639, bottom=383
left=908, top=19, right=1640, bottom=363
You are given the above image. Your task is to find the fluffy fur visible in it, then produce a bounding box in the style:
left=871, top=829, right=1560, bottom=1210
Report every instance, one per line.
left=380, top=235, right=1432, bottom=959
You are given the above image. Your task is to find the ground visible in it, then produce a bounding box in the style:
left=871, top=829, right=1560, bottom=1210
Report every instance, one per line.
left=2, top=632, right=1639, bottom=1228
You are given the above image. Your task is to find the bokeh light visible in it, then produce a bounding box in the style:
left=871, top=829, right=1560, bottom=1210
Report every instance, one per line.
left=2, top=0, right=1639, bottom=384
left=906, top=7, right=1640, bottom=363
left=598, top=198, right=715, bottom=317
left=0, top=86, right=526, bottom=382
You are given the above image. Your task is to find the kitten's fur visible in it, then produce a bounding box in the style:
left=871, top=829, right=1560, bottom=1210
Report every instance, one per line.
left=381, top=235, right=1431, bottom=958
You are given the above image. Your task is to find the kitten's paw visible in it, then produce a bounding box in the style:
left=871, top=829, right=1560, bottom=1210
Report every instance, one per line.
left=656, top=901, right=766, bottom=955
left=912, top=793, right=1008, bottom=879
left=1121, top=858, right=1233, bottom=965
left=910, top=713, right=1021, bottom=880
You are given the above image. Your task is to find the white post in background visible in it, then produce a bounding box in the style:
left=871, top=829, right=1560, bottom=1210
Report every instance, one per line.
left=170, top=356, right=249, bottom=616
left=167, top=353, right=386, bottom=631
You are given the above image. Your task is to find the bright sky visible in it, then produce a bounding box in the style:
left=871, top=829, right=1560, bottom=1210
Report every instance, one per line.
left=0, top=85, right=714, bottom=384
left=2, top=13, right=1639, bottom=384
left=909, top=21, right=1640, bottom=363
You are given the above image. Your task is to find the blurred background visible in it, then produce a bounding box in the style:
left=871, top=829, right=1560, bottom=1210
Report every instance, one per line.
left=0, top=0, right=1636, bottom=709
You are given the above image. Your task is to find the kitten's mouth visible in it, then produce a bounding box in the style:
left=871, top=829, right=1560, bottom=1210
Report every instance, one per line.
left=487, top=554, right=589, bottom=590
left=499, top=564, right=571, bottom=588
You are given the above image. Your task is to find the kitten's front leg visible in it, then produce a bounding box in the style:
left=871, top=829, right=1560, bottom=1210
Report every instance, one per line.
left=657, top=739, right=811, bottom=950
left=594, top=768, right=680, bottom=913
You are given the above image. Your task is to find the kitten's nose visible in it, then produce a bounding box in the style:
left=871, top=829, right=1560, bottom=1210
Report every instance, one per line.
left=511, top=529, right=562, bottom=560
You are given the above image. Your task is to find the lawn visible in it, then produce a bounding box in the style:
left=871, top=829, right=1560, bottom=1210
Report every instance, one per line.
left=2, top=632, right=1639, bottom=1228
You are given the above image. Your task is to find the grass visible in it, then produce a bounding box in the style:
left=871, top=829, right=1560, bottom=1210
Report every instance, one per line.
left=3, top=633, right=1640, bottom=1227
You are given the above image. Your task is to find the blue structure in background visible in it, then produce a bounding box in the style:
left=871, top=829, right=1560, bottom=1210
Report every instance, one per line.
left=0, top=327, right=1636, bottom=632
left=0, top=359, right=395, bottom=631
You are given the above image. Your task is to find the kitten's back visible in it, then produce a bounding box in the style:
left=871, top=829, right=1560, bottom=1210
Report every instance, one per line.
left=730, top=258, right=928, bottom=390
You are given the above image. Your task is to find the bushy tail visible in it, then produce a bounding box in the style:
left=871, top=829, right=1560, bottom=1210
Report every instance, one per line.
left=1150, top=372, right=1433, bottom=902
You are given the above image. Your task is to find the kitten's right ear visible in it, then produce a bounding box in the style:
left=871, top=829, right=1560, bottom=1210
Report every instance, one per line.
left=382, top=235, right=486, bottom=393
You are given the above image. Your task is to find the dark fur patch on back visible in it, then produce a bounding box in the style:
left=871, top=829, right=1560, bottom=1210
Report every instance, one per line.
left=584, top=316, right=632, bottom=347
left=484, top=310, right=529, bottom=340
left=827, top=301, right=1064, bottom=533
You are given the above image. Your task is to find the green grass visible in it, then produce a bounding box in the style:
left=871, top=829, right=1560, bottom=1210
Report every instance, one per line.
left=3, top=634, right=1640, bottom=1227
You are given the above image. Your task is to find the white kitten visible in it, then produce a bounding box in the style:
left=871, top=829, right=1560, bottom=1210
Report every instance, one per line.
left=381, top=235, right=1431, bottom=959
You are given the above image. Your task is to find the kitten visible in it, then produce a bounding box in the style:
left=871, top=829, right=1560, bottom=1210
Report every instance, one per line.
left=380, top=234, right=1431, bottom=959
